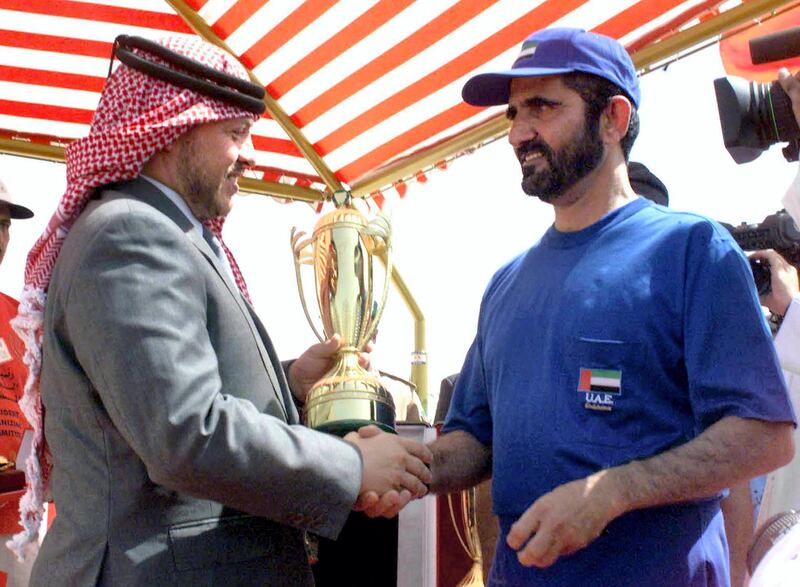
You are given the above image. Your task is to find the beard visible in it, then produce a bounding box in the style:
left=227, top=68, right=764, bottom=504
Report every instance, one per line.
left=516, top=115, right=604, bottom=204
left=176, top=137, right=241, bottom=219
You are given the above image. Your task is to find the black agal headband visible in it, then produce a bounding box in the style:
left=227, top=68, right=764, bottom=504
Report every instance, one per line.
left=110, top=35, right=266, bottom=115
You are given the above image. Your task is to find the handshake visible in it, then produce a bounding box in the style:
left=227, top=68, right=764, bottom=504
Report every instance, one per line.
left=290, top=337, right=434, bottom=518
left=344, top=425, right=433, bottom=519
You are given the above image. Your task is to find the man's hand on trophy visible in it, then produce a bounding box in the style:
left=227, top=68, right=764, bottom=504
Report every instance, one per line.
left=345, top=424, right=433, bottom=518
left=288, top=334, right=373, bottom=403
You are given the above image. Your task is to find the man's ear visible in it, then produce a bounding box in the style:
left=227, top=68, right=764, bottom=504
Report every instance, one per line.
left=600, top=95, right=632, bottom=144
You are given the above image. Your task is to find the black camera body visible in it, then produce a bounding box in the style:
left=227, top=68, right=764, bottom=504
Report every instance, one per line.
left=722, top=210, right=800, bottom=294
left=748, top=257, right=772, bottom=296
left=714, top=27, right=800, bottom=163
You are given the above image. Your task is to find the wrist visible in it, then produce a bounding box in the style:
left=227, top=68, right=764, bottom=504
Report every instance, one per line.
left=286, top=360, right=305, bottom=404
left=597, top=465, right=635, bottom=519
left=775, top=292, right=795, bottom=317
left=342, top=432, right=367, bottom=491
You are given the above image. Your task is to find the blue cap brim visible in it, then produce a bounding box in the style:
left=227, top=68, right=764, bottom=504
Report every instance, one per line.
left=462, top=67, right=575, bottom=106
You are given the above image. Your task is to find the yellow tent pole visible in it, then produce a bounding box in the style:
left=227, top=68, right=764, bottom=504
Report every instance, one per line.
left=234, top=178, right=325, bottom=202
left=631, top=0, right=795, bottom=71
left=0, top=138, right=65, bottom=163
left=351, top=113, right=509, bottom=199
left=164, top=0, right=344, bottom=193
left=377, top=254, right=428, bottom=412
left=0, top=138, right=326, bottom=201
left=353, top=0, right=795, bottom=199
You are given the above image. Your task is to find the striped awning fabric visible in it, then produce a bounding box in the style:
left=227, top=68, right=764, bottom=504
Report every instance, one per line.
left=0, top=0, right=792, bottom=202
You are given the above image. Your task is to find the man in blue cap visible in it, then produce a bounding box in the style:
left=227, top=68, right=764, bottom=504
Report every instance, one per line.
left=426, top=28, right=796, bottom=586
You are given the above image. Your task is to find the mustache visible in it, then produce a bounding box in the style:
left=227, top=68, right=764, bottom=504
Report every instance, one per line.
left=515, top=139, right=555, bottom=164
left=226, top=162, right=249, bottom=178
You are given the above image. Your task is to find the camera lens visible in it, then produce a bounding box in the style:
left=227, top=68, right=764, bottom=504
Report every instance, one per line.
left=757, top=81, right=799, bottom=143
left=714, top=76, right=800, bottom=163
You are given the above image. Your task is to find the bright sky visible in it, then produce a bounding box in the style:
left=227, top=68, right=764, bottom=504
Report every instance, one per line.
left=0, top=41, right=797, bottom=416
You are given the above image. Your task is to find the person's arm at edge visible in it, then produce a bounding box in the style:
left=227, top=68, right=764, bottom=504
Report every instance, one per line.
left=721, top=480, right=755, bottom=587
left=760, top=248, right=800, bottom=373
left=775, top=298, right=800, bottom=375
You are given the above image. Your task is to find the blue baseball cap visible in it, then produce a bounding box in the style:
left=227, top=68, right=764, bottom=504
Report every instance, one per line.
left=462, top=28, right=640, bottom=109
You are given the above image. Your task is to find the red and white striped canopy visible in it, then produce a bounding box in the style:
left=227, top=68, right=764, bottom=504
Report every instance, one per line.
left=0, top=0, right=792, bottom=203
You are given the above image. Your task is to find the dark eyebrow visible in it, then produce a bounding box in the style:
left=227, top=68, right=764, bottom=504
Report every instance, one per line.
left=228, top=120, right=252, bottom=133
left=506, top=96, right=562, bottom=120
left=523, top=96, right=561, bottom=109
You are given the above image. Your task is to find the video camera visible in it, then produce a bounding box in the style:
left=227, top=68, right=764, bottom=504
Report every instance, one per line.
left=722, top=209, right=800, bottom=295
left=714, top=27, right=800, bottom=164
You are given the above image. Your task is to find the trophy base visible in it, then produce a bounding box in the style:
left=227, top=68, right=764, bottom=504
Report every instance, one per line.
left=305, top=386, right=396, bottom=437
left=314, top=418, right=395, bottom=437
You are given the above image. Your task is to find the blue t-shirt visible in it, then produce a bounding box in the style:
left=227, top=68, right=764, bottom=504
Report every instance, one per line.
left=443, top=198, right=796, bottom=586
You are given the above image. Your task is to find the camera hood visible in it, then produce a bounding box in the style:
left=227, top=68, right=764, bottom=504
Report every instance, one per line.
left=714, top=76, right=765, bottom=164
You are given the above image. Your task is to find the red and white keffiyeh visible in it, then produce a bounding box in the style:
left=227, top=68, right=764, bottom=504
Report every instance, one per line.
left=8, top=36, right=257, bottom=558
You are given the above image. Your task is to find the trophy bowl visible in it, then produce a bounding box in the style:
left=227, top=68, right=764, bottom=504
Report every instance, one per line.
left=291, top=193, right=396, bottom=436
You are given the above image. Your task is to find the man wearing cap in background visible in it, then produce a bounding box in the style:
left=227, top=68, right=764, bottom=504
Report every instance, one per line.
left=627, top=160, right=668, bottom=206
left=0, top=179, right=34, bottom=587
left=424, top=27, right=796, bottom=586
left=11, top=36, right=432, bottom=586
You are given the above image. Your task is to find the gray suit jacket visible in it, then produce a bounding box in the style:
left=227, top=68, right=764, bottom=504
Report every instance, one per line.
left=30, top=179, right=362, bottom=586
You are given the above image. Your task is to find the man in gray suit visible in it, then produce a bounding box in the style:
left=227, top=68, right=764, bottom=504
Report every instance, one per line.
left=11, top=36, right=431, bottom=586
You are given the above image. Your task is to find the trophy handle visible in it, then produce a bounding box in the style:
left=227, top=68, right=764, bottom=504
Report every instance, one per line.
left=291, top=227, right=326, bottom=343
left=447, top=488, right=485, bottom=586
left=357, top=214, right=392, bottom=349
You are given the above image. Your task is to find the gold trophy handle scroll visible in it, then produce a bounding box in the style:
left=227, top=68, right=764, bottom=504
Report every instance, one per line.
left=448, top=488, right=485, bottom=587
left=290, top=227, right=326, bottom=344
left=357, top=213, right=392, bottom=350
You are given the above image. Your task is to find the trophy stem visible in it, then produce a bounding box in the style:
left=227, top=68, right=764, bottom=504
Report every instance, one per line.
left=304, top=349, right=396, bottom=436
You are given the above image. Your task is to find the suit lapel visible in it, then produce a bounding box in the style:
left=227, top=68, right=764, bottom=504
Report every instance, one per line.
left=242, top=302, right=300, bottom=424
left=115, top=178, right=292, bottom=422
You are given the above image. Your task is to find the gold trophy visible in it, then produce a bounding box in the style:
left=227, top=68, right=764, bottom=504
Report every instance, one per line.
left=290, top=190, right=396, bottom=436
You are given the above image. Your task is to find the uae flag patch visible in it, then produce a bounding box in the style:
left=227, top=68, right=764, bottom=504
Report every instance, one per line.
left=578, top=368, right=622, bottom=394
left=578, top=368, right=622, bottom=411
left=517, top=39, right=539, bottom=60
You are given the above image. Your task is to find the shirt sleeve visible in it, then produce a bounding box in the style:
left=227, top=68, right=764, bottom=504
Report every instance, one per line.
left=683, top=221, right=796, bottom=430
left=441, top=332, right=493, bottom=446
